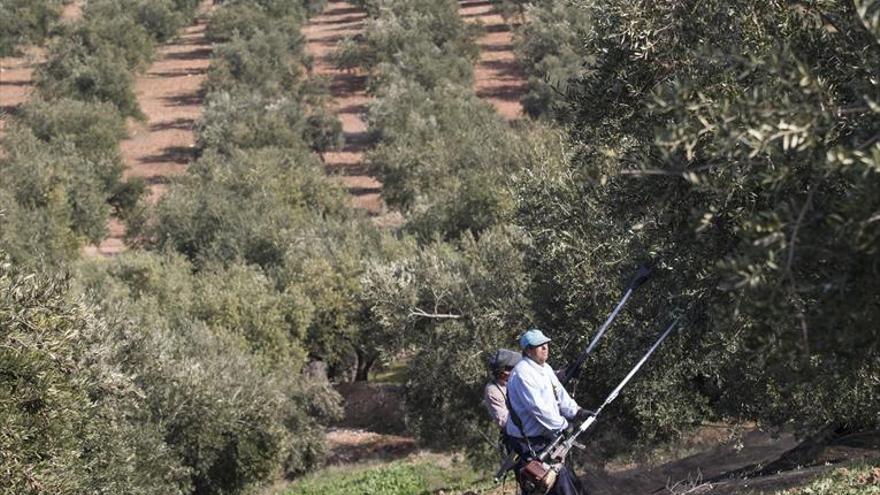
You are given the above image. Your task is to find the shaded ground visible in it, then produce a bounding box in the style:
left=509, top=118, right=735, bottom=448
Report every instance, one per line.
left=302, top=0, right=395, bottom=223
left=84, top=1, right=214, bottom=257
left=458, top=0, right=526, bottom=121
left=579, top=430, right=880, bottom=494
left=334, top=381, right=407, bottom=434
left=325, top=427, right=418, bottom=465
left=324, top=383, right=415, bottom=465
left=0, top=1, right=82, bottom=136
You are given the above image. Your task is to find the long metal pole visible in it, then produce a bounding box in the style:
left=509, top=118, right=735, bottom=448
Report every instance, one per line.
left=543, top=317, right=681, bottom=462
left=559, top=262, right=654, bottom=386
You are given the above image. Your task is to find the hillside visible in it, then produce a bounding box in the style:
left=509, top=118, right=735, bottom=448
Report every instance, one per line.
left=1, top=0, right=877, bottom=494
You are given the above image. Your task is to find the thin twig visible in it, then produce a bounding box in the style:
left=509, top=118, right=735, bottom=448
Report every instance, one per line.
left=665, top=470, right=713, bottom=494
left=619, top=163, right=718, bottom=177
left=408, top=307, right=462, bottom=319
left=785, top=187, right=815, bottom=275
left=786, top=187, right=816, bottom=357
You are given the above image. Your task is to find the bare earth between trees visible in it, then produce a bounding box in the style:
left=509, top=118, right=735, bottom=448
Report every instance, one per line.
left=298, top=0, right=529, bottom=468
left=0, top=1, right=82, bottom=136
left=85, top=1, right=215, bottom=256
left=3, top=0, right=525, bottom=257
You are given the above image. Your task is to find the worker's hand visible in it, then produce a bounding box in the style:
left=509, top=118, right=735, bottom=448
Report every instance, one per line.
left=575, top=408, right=596, bottom=422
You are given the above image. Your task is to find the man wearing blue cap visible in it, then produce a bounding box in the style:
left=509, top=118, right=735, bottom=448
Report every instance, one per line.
left=505, top=329, right=588, bottom=495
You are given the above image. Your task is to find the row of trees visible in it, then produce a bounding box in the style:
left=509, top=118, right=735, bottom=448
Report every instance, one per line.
left=76, top=0, right=353, bottom=491
left=0, top=0, right=202, bottom=266
left=2, top=1, right=358, bottom=493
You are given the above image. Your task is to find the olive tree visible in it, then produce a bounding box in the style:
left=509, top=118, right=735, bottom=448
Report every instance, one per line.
left=0, top=257, right=189, bottom=495
left=0, top=0, right=63, bottom=56
left=361, top=225, right=533, bottom=454
left=512, top=0, right=880, bottom=443
left=72, top=251, right=343, bottom=492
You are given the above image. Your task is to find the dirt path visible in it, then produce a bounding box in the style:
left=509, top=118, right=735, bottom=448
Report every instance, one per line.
left=0, top=48, right=40, bottom=135
left=302, top=0, right=386, bottom=217
left=0, top=2, right=82, bottom=135
left=84, top=1, right=214, bottom=257
left=325, top=427, right=417, bottom=465
left=459, top=0, right=525, bottom=121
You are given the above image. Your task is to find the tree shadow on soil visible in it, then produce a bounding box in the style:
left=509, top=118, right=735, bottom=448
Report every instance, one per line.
left=582, top=429, right=880, bottom=495
left=138, top=145, right=197, bottom=165
left=163, top=47, right=212, bottom=61
left=334, top=382, right=407, bottom=434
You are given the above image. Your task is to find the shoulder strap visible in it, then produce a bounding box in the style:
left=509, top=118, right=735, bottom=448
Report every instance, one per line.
left=505, top=389, right=536, bottom=458
left=494, top=382, right=506, bottom=400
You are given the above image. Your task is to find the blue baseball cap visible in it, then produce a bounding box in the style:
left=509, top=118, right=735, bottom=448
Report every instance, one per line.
left=519, top=328, right=551, bottom=349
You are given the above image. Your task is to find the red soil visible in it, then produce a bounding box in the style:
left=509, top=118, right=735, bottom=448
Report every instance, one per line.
left=0, top=2, right=82, bottom=135
left=459, top=0, right=526, bottom=121
left=0, top=49, right=38, bottom=135
left=302, top=0, right=385, bottom=216
left=300, top=0, right=526, bottom=224
left=83, top=1, right=214, bottom=257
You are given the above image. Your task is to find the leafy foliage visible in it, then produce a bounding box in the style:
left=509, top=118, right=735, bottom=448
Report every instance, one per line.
left=70, top=4, right=156, bottom=70
left=0, top=126, right=123, bottom=264
left=512, top=0, right=592, bottom=118
left=20, top=97, right=127, bottom=159
left=334, top=0, right=479, bottom=91
left=71, top=251, right=342, bottom=493
left=362, top=226, right=533, bottom=449
left=206, top=28, right=307, bottom=98
left=36, top=41, right=144, bottom=119
left=206, top=0, right=305, bottom=43
left=366, top=81, right=523, bottom=240
left=139, top=147, right=350, bottom=265
left=0, top=258, right=189, bottom=495
left=196, top=91, right=341, bottom=154
left=507, top=0, right=880, bottom=443
left=132, top=0, right=191, bottom=42
left=0, top=0, right=63, bottom=56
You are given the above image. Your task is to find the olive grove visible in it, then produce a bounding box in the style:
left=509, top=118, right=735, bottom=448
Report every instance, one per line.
left=360, top=0, right=880, bottom=463
left=3, top=0, right=879, bottom=490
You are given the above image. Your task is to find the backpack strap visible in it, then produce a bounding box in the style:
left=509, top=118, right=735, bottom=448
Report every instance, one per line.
left=505, top=390, right=536, bottom=458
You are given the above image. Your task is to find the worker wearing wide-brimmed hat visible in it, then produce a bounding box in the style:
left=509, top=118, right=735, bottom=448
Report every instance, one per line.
left=505, top=328, right=588, bottom=495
